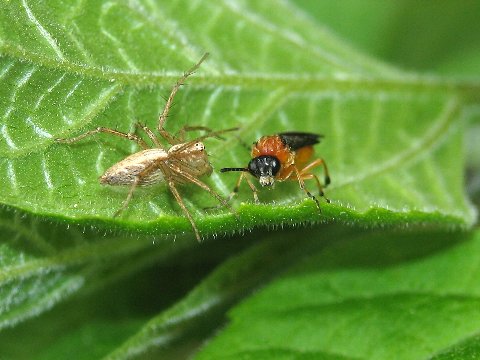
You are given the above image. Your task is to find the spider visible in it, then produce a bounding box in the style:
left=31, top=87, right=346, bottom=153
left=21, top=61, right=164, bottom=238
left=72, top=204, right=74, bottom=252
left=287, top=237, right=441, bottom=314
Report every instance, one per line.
left=220, top=131, right=331, bottom=209
left=56, top=53, right=236, bottom=241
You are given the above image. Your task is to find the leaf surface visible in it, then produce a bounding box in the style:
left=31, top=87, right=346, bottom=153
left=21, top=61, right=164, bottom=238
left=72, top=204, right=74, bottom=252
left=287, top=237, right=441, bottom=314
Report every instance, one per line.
left=195, top=229, right=480, bottom=360
left=0, top=1, right=477, bottom=239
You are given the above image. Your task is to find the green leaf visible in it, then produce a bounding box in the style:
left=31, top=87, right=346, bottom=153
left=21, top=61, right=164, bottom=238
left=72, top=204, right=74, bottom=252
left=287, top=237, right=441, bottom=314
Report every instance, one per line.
left=0, top=1, right=477, bottom=240
left=0, top=206, right=192, bottom=332
left=195, top=229, right=480, bottom=360
left=0, top=2, right=479, bottom=359
left=98, top=226, right=474, bottom=359
left=102, top=227, right=336, bottom=359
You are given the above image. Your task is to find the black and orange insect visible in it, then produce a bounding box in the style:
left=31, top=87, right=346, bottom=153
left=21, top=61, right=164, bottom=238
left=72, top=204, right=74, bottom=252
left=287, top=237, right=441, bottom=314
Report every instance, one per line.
left=56, top=53, right=236, bottom=241
left=220, top=132, right=331, bottom=209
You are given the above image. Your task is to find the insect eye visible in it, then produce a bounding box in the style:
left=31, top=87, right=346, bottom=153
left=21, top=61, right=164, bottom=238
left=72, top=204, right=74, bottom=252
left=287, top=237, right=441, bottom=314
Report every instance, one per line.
left=270, top=158, right=280, bottom=175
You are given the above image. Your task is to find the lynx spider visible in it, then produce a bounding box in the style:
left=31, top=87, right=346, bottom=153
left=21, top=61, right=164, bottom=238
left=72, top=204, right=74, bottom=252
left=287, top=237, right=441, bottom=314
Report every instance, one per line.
left=57, top=53, right=236, bottom=241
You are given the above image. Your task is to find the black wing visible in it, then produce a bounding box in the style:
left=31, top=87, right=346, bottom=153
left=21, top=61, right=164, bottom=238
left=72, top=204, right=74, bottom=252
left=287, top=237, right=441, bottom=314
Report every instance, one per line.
left=278, top=132, right=323, bottom=151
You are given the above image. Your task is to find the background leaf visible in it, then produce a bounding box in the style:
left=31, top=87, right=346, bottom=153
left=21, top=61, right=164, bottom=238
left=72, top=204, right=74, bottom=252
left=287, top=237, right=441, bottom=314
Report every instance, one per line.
left=293, top=0, right=480, bottom=76
left=195, top=230, right=480, bottom=360
left=0, top=206, right=193, bottom=331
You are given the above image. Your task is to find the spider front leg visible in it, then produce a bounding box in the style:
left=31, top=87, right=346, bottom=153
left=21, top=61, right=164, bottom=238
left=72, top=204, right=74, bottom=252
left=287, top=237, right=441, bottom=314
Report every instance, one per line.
left=56, top=127, right=149, bottom=150
left=170, top=164, right=238, bottom=218
left=175, top=125, right=215, bottom=142
left=157, top=53, right=210, bottom=145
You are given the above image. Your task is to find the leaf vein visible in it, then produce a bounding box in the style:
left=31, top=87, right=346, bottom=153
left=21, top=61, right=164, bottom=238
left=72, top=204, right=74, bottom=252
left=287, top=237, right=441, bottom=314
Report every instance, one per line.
left=25, top=116, right=52, bottom=139
left=21, top=0, right=65, bottom=61
left=6, top=160, right=18, bottom=193
left=1, top=125, right=18, bottom=150
left=333, top=97, right=460, bottom=191
left=40, top=155, right=53, bottom=190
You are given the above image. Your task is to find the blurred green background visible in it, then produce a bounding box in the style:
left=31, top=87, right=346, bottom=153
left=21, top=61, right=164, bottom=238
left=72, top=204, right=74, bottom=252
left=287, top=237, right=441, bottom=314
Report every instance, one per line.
left=295, top=0, right=480, bottom=76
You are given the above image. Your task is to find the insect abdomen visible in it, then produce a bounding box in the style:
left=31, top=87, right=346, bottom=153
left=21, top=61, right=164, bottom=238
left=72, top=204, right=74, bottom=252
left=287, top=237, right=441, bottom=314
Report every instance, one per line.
left=278, top=132, right=322, bottom=151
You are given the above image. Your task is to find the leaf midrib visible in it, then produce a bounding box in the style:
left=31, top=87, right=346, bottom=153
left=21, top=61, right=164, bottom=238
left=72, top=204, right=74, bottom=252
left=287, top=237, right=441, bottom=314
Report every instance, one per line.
left=0, top=63, right=467, bottom=161
left=2, top=42, right=480, bottom=94
left=246, top=291, right=480, bottom=318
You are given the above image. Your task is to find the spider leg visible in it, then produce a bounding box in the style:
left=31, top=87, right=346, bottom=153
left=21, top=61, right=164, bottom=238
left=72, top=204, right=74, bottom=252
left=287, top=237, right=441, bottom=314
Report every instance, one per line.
left=135, top=122, right=162, bottom=148
left=176, top=125, right=215, bottom=142
left=192, top=127, right=238, bottom=142
left=56, top=127, right=149, bottom=150
left=114, top=176, right=141, bottom=217
left=112, top=160, right=161, bottom=217
left=235, top=135, right=253, bottom=152
left=173, top=127, right=239, bottom=153
left=158, top=53, right=210, bottom=144
left=170, top=164, right=239, bottom=218
left=204, top=172, right=240, bottom=211
left=167, top=179, right=201, bottom=242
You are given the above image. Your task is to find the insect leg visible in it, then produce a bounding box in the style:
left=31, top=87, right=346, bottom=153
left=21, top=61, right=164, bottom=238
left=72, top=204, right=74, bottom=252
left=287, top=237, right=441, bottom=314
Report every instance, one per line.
left=301, top=173, right=331, bottom=203
left=157, top=53, right=210, bottom=144
left=221, top=171, right=259, bottom=204
left=56, top=127, right=149, bottom=150
left=299, top=158, right=331, bottom=187
left=167, top=180, right=201, bottom=242
left=244, top=174, right=260, bottom=204
left=294, top=166, right=321, bottom=211
left=226, top=172, right=246, bottom=202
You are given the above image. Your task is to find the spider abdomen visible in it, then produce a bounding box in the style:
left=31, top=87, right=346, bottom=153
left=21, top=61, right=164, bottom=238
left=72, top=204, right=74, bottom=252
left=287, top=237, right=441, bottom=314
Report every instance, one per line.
left=100, top=149, right=168, bottom=186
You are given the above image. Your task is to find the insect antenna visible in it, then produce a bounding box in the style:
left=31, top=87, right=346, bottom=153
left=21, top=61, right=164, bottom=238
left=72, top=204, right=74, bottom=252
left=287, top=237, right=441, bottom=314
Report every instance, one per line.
left=220, top=167, right=249, bottom=173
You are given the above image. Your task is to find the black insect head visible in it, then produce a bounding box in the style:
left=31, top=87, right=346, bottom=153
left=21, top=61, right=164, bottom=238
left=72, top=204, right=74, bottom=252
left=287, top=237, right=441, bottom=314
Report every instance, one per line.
left=247, top=155, right=281, bottom=179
